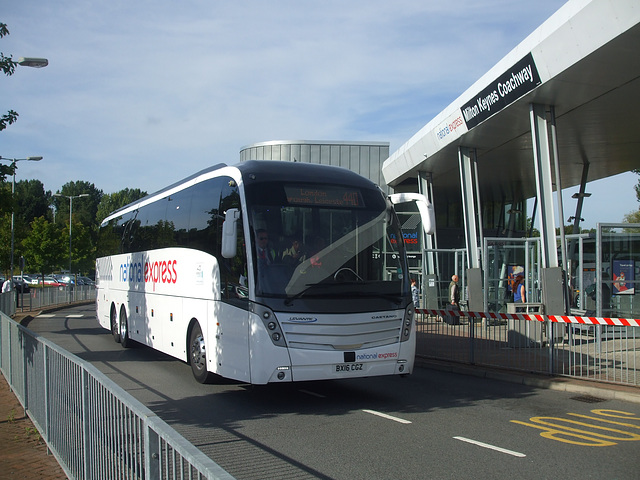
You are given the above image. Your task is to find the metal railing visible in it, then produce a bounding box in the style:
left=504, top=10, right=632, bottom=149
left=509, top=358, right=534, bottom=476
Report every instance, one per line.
left=0, top=285, right=97, bottom=318
left=0, top=312, right=235, bottom=480
left=415, top=309, right=640, bottom=387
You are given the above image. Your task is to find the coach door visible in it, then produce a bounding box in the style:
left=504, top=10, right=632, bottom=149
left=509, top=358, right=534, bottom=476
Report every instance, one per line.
left=213, top=301, right=251, bottom=382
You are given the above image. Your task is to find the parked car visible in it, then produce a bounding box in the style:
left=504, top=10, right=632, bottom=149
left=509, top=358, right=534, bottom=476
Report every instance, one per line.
left=53, top=274, right=73, bottom=286
left=14, top=274, right=37, bottom=285
left=39, top=276, right=62, bottom=287
left=77, top=276, right=95, bottom=286
left=12, top=278, right=31, bottom=293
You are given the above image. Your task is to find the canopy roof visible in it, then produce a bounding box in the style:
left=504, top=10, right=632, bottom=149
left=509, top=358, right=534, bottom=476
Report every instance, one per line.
left=383, top=0, right=640, bottom=205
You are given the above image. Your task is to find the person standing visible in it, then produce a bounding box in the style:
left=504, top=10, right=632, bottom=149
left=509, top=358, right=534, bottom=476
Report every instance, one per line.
left=449, top=274, right=460, bottom=309
left=513, top=274, right=526, bottom=304
left=411, top=279, right=420, bottom=308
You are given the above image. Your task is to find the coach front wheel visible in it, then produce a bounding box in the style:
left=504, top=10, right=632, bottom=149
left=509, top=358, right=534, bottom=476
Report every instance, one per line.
left=189, top=322, right=212, bottom=383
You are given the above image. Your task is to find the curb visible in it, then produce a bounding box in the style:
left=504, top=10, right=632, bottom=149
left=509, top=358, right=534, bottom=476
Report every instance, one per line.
left=415, top=356, right=640, bottom=404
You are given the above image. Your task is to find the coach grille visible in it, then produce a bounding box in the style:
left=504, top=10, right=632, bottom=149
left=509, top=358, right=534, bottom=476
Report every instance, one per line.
left=280, top=315, right=403, bottom=351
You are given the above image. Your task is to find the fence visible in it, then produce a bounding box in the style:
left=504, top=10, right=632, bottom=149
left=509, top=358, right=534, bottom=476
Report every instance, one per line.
left=0, top=312, right=235, bottom=480
left=416, top=307, right=640, bottom=387
left=9, top=284, right=97, bottom=312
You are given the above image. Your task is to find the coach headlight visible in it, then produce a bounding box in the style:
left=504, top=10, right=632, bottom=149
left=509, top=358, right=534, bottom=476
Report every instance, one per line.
left=401, top=304, right=414, bottom=342
left=253, top=304, right=286, bottom=347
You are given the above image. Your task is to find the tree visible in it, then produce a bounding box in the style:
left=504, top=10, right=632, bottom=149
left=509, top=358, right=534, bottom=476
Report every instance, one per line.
left=622, top=209, right=640, bottom=233
left=22, top=216, right=66, bottom=277
left=0, top=23, right=18, bottom=137
left=9, top=179, right=53, bottom=263
left=52, top=181, right=104, bottom=272
left=97, top=188, right=147, bottom=224
left=15, top=179, right=52, bottom=224
left=0, top=214, right=10, bottom=276
left=53, top=181, right=102, bottom=228
left=58, top=217, right=94, bottom=274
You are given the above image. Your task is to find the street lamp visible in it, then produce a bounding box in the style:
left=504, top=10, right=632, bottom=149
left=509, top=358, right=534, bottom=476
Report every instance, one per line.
left=53, top=193, right=90, bottom=275
left=0, top=156, right=43, bottom=279
left=17, top=57, right=49, bottom=68
left=0, top=55, right=48, bottom=280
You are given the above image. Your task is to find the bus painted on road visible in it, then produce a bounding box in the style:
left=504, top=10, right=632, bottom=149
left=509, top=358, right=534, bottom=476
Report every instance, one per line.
left=96, top=161, right=434, bottom=384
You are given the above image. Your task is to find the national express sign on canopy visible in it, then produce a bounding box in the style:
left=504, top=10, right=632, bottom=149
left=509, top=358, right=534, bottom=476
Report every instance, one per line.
left=461, top=53, right=541, bottom=130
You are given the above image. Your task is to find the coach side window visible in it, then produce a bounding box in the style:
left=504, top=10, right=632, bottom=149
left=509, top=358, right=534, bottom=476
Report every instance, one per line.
left=219, top=179, right=247, bottom=303
left=165, top=188, right=192, bottom=246
left=120, top=210, right=139, bottom=254
left=97, top=216, right=123, bottom=257
left=189, top=179, right=222, bottom=256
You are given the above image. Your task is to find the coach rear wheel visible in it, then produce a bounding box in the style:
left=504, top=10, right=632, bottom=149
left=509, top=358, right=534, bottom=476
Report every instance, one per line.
left=119, top=307, right=131, bottom=348
left=189, top=322, right=212, bottom=383
left=111, top=304, right=120, bottom=343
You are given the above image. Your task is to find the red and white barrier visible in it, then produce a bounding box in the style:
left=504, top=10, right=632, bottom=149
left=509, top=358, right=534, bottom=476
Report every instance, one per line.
left=415, top=308, right=640, bottom=328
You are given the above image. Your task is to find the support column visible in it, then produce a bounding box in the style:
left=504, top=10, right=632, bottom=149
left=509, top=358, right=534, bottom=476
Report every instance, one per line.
left=531, top=103, right=564, bottom=317
left=418, top=171, right=437, bottom=273
left=418, top=171, right=439, bottom=310
left=529, top=103, right=559, bottom=269
left=458, top=147, right=484, bottom=311
left=458, top=147, right=482, bottom=269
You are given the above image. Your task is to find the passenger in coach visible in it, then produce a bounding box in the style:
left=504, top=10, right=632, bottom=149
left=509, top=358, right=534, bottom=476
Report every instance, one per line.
left=256, top=229, right=276, bottom=266
left=282, top=235, right=306, bottom=267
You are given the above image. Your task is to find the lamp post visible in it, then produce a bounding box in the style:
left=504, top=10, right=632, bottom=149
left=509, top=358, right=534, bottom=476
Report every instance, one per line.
left=53, top=193, right=89, bottom=275
left=0, top=56, right=49, bottom=280
left=0, top=156, right=43, bottom=279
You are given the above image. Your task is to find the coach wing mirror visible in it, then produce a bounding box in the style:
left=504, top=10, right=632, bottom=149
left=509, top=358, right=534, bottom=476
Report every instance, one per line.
left=388, top=193, right=435, bottom=235
left=222, top=208, right=241, bottom=258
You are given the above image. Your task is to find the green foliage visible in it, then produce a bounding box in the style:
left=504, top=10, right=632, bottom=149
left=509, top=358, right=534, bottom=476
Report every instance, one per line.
left=0, top=23, right=17, bottom=77
left=22, top=217, right=66, bottom=276
left=15, top=179, right=52, bottom=224
left=53, top=181, right=102, bottom=227
left=0, top=110, right=18, bottom=131
left=59, top=218, right=94, bottom=273
left=1, top=22, right=19, bottom=186
left=97, top=188, right=147, bottom=224
left=622, top=209, right=640, bottom=233
left=0, top=214, right=10, bottom=275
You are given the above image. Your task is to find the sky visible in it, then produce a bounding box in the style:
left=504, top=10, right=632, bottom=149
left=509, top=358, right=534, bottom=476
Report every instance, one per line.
left=1, top=0, right=637, bottom=229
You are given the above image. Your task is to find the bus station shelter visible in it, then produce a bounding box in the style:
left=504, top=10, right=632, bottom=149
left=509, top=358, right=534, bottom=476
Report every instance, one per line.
left=382, top=0, right=640, bottom=319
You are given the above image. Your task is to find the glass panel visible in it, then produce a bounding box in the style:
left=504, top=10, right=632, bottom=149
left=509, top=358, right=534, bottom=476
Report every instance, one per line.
left=245, top=181, right=406, bottom=302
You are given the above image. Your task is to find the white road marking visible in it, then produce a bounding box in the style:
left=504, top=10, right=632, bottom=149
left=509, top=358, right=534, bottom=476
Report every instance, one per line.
left=454, top=436, right=526, bottom=457
left=37, top=314, right=55, bottom=318
left=362, top=409, right=412, bottom=424
left=66, top=314, right=84, bottom=318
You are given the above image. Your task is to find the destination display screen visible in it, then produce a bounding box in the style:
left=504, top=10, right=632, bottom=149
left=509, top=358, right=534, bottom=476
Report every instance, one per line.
left=284, top=185, right=365, bottom=208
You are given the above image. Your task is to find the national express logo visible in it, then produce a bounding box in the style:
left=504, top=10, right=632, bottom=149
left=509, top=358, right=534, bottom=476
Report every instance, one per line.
left=389, top=232, right=419, bottom=245
left=356, top=351, right=398, bottom=361
left=119, top=258, right=177, bottom=285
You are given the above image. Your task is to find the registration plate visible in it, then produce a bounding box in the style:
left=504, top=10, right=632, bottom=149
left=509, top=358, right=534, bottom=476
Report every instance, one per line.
left=335, top=363, right=363, bottom=372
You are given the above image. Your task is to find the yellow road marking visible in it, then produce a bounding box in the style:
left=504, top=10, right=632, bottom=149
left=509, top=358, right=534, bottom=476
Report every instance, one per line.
left=511, top=409, right=640, bottom=446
